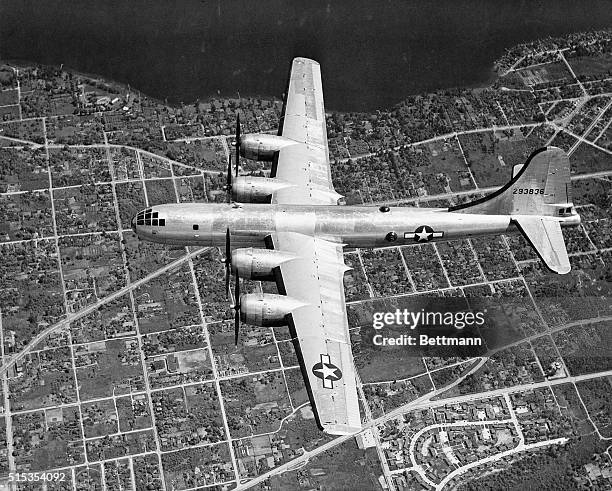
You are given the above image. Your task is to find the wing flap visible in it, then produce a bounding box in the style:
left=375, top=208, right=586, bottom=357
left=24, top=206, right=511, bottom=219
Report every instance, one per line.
left=513, top=216, right=571, bottom=274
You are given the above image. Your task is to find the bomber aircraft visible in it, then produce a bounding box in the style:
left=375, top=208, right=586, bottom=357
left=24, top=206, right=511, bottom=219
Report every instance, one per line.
left=132, top=57, right=581, bottom=435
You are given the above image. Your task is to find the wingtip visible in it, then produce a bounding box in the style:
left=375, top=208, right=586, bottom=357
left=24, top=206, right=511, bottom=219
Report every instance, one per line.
left=293, top=57, right=319, bottom=66
left=550, top=262, right=571, bottom=275
left=323, top=424, right=362, bottom=436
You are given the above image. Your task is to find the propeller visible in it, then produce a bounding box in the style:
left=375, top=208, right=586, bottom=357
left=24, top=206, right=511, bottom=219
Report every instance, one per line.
left=233, top=271, right=241, bottom=346
left=224, top=228, right=231, bottom=297
left=226, top=154, right=232, bottom=203
left=223, top=226, right=240, bottom=345
left=235, top=113, right=241, bottom=179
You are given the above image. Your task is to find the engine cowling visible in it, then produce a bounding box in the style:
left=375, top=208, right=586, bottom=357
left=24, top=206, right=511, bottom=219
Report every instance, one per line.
left=239, top=134, right=295, bottom=161
left=232, top=248, right=296, bottom=280
left=240, top=293, right=304, bottom=327
left=232, top=176, right=290, bottom=203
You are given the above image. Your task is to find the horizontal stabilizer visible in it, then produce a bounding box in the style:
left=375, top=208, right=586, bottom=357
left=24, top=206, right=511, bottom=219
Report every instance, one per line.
left=513, top=216, right=570, bottom=274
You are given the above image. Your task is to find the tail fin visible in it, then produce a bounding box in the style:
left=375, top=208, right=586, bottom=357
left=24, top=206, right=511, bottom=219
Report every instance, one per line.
left=450, top=147, right=575, bottom=217
left=450, top=146, right=580, bottom=274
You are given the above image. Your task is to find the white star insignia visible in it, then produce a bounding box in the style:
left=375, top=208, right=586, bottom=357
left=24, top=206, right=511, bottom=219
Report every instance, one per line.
left=416, top=229, right=432, bottom=241
left=314, top=363, right=339, bottom=380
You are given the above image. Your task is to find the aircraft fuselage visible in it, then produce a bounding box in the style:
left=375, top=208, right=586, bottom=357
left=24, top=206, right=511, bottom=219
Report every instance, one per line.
left=132, top=203, right=579, bottom=248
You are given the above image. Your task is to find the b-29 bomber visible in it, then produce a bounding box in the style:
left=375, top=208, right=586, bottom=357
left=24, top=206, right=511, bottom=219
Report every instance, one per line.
left=133, top=57, right=580, bottom=435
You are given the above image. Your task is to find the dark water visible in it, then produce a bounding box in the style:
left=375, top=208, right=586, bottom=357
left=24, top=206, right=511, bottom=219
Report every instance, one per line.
left=1, top=0, right=611, bottom=111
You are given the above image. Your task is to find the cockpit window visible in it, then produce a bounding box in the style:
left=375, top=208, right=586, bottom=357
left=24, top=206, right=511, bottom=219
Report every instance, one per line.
left=135, top=210, right=166, bottom=226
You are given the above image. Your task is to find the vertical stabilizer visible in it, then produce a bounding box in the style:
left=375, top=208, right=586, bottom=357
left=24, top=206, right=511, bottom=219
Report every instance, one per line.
left=449, top=146, right=580, bottom=274
left=450, top=146, right=576, bottom=217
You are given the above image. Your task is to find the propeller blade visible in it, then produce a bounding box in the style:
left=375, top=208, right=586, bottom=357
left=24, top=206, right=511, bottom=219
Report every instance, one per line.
left=235, top=113, right=241, bottom=178
left=224, top=228, right=231, bottom=298
left=226, top=154, right=232, bottom=203
left=225, top=228, right=231, bottom=265
left=234, top=273, right=240, bottom=346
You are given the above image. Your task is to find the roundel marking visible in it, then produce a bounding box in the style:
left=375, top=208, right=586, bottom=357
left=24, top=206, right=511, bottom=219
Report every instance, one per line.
left=404, top=225, right=445, bottom=242
left=312, top=354, right=342, bottom=389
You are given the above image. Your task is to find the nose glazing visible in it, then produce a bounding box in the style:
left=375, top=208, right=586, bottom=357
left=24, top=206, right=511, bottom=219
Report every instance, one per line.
left=133, top=208, right=152, bottom=232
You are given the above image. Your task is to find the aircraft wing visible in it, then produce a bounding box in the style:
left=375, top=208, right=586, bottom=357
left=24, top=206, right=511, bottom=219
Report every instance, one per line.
left=269, top=231, right=361, bottom=435
left=272, top=57, right=342, bottom=205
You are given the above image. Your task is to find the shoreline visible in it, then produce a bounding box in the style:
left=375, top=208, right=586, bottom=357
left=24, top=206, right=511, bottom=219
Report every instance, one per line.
left=2, top=26, right=609, bottom=115
left=1, top=58, right=184, bottom=110
left=1, top=57, right=501, bottom=115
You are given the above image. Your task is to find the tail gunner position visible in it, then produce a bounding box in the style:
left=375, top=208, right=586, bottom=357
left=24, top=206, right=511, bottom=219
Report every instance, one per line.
left=132, top=58, right=580, bottom=435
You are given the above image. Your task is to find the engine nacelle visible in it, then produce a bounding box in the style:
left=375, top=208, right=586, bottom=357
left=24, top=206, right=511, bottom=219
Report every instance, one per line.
left=232, top=248, right=296, bottom=280
left=232, top=176, right=290, bottom=203
left=240, top=293, right=304, bottom=327
left=239, top=134, right=295, bottom=161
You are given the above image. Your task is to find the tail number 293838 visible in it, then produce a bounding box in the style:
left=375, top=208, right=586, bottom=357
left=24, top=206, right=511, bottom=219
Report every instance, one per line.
left=513, top=188, right=545, bottom=195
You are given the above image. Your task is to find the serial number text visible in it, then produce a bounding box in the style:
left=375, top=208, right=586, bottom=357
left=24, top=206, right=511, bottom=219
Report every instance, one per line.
left=513, top=188, right=545, bottom=194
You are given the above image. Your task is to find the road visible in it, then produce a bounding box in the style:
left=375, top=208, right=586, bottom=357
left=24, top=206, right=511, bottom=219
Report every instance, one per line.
left=404, top=419, right=517, bottom=487
left=568, top=97, right=612, bottom=155
left=236, top=367, right=612, bottom=490
left=1, top=60, right=610, bottom=490
left=435, top=437, right=568, bottom=490
left=0, top=247, right=209, bottom=377
left=0, top=311, right=16, bottom=476
left=368, top=168, right=612, bottom=207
